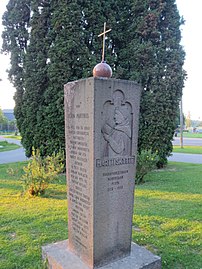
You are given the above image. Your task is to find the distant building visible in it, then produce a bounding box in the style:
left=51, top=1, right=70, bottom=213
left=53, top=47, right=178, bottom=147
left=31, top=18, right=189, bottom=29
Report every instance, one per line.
left=3, top=109, right=15, bottom=121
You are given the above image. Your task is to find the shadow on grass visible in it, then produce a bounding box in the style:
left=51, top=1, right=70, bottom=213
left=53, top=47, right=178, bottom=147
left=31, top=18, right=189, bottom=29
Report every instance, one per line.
left=132, top=214, right=202, bottom=268
left=0, top=180, right=22, bottom=191
left=42, top=189, right=67, bottom=200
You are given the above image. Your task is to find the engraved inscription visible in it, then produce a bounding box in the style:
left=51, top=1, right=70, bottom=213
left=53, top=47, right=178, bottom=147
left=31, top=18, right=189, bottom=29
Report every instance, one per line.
left=64, top=78, right=141, bottom=269
left=68, top=121, right=91, bottom=249
left=102, top=169, right=129, bottom=193
left=96, top=156, right=135, bottom=167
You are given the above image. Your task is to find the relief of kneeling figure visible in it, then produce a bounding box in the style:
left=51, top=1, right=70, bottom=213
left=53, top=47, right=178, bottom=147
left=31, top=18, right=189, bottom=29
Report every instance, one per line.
left=102, top=106, right=131, bottom=158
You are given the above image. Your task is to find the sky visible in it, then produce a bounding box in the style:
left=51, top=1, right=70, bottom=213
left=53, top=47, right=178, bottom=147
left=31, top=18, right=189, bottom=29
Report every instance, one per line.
left=0, top=0, right=202, bottom=120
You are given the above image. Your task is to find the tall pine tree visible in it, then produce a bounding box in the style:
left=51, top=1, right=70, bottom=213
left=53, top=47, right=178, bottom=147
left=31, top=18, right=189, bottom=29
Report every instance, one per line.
left=21, top=0, right=51, bottom=156
left=2, top=0, right=185, bottom=164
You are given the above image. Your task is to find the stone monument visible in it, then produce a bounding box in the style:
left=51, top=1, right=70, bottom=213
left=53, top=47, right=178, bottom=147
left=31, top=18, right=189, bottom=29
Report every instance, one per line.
left=42, top=23, right=161, bottom=269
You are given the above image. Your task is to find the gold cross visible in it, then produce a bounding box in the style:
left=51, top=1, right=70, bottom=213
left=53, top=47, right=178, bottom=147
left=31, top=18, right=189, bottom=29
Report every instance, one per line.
left=98, top=22, right=112, bottom=62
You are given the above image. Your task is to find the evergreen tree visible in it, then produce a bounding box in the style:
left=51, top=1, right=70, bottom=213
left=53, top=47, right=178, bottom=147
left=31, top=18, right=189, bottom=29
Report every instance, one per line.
left=39, top=0, right=134, bottom=156
left=128, top=0, right=186, bottom=166
left=21, top=0, right=51, bottom=156
left=42, top=1, right=86, bottom=155
left=1, top=0, right=31, bottom=135
left=2, top=0, right=185, bottom=164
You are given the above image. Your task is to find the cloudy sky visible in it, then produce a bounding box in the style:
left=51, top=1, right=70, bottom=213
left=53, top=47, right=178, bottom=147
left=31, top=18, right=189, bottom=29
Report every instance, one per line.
left=0, top=0, right=202, bottom=120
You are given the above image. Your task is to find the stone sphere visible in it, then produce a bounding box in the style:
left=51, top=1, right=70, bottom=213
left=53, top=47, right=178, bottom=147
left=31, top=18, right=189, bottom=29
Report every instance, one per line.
left=93, top=62, right=112, bottom=78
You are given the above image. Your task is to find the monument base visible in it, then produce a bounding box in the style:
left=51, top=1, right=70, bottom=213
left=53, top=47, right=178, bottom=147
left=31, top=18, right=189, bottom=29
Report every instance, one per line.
left=42, top=240, right=161, bottom=269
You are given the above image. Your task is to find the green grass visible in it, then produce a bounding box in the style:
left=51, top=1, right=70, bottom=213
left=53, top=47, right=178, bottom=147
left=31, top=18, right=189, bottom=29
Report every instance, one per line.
left=1, top=162, right=202, bottom=269
left=3, top=135, right=22, bottom=140
left=0, top=162, right=67, bottom=269
left=133, top=162, right=202, bottom=269
left=0, top=141, right=21, bottom=152
left=177, top=132, right=202, bottom=138
left=173, top=145, right=202, bottom=154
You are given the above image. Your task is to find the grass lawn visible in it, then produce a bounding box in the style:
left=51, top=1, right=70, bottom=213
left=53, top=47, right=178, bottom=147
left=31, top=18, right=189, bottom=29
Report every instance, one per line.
left=0, top=162, right=67, bottom=269
left=0, top=141, right=21, bottom=152
left=133, top=162, right=202, bottom=269
left=173, top=145, right=202, bottom=154
left=177, top=133, right=202, bottom=138
left=2, top=135, right=22, bottom=140
left=1, top=162, right=202, bottom=269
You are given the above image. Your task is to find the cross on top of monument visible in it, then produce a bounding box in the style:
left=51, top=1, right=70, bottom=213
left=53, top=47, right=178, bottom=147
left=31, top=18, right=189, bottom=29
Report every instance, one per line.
left=98, top=22, right=112, bottom=62
left=93, top=22, right=112, bottom=78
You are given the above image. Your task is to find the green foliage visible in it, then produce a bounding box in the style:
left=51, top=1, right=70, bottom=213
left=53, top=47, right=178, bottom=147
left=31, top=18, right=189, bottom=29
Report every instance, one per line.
left=0, top=119, right=17, bottom=132
left=21, top=148, right=64, bottom=196
left=0, top=141, right=20, bottom=152
left=2, top=0, right=186, bottom=164
left=6, top=166, right=19, bottom=176
left=136, top=149, right=159, bottom=184
left=21, top=0, right=51, bottom=157
left=2, top=0, right=31, bottom=136
left=129, top=0, right=186, bottom=167
left=0, top=107, right=8, bottom=125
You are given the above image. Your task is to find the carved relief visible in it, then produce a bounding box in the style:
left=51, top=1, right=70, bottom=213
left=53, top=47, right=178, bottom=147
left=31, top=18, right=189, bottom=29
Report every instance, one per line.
left=101, top=90, right=132, bottom=157
left=64, top=82, right=76, bottom=112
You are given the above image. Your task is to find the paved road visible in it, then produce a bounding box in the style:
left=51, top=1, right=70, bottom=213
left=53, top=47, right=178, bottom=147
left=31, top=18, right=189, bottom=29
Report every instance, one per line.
left=171, top=137, right=202, bottom=163
left=1, top=136, right=202, bottom=165
left=0, top=136, right=28, bottom=164
left=168, top=152, right=202, bottom=164
left=173, top=137, right=202, bottom=146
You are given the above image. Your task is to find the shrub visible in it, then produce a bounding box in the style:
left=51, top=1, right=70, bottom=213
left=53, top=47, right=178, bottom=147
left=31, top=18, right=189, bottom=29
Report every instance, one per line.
left=7, top=167, right=19, bottom=176
left=136, top=149, right=159, bottom=184
left=21, top=148, right=64, bottom=196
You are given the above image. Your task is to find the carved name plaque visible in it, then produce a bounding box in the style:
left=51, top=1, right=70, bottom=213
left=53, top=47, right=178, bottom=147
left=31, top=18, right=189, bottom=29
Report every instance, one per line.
left=64, top=78, right=141, bottom=269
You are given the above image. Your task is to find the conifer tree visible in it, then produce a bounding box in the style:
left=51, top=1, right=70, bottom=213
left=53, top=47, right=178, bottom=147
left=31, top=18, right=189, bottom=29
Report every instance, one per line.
left=128, top=0, right=186, bottom=166
left=2, top=0, right=185, bottom=164
left=21, top=0, right=51, bottom=156
left=2, top=0, right=31, bottom=135
left=38, top=0, right=134, bottom=156
left=41, top=0, right=87, bottom=156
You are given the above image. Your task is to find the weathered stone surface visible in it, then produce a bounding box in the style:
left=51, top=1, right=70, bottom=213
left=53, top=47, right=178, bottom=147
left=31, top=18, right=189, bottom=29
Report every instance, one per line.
left=63, top=77, right=142, bottom=268
left=63, top=77, right=144, bottom=267
left=42, top=78, right=162, bottom=268
left=42, top=240, right=161, bottom=269
left=64, top=78, right=94, bottom=267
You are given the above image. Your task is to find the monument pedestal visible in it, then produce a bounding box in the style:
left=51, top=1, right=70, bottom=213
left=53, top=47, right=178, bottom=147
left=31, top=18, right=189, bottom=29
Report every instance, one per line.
left=42, top=240, right=161, bottom=269
left=42, top=78, right=161, bottom=269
